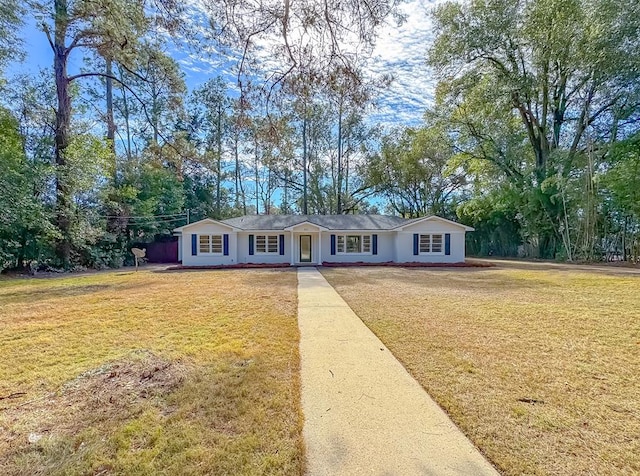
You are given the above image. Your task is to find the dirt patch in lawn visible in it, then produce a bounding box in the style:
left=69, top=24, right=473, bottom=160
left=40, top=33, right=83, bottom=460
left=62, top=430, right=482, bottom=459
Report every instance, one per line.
left=321, top=266, right=640, bottom=476
left=2, top=351, right=190, bottom=475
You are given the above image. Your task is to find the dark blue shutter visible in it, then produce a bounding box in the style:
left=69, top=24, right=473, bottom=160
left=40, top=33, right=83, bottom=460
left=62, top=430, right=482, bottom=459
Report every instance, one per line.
left=279, top=234, right=285, bottom=255
left=413, top=233, right=419, bottom=255
left=249, top=234, right=254, bottom=255
left=191, top=234, right=197, bottom=256
left=445, top=233, right=451, bottom=255
left=372, top=234, right=378, bottom=255
left=330, top=234, right=336, bottom=255
left=223, top=234, right=229, bottom=256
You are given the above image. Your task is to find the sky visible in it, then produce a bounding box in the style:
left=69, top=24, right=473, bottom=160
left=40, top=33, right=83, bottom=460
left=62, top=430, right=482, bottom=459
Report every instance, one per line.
left=365, top=0, right=438, bottom=126
left=9, top=0, right=438, bottom=129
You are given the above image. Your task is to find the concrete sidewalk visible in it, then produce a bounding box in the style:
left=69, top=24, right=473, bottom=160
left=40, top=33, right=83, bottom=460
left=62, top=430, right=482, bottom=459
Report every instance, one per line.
left=297, top=267, right=499, bottom=476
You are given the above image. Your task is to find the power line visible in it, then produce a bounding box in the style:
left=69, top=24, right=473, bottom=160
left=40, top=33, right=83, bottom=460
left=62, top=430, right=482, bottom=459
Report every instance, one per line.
left=97, top=212, right=188, bottom=219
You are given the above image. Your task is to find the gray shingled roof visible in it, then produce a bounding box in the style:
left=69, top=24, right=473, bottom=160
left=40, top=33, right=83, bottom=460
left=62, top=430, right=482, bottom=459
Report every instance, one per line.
left=222, top=214, right=411, bottom=231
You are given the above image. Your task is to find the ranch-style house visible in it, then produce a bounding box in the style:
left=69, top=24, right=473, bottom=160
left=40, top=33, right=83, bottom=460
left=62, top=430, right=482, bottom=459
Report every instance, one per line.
left=172, top=214, right=474, bottom=267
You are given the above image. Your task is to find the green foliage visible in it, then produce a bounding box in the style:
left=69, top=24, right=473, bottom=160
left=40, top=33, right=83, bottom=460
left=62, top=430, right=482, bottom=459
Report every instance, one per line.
left=365, top=124, right=466, bottom=218
left=0, top=1, right=23, bottom=75
left=64, top=133, right=115, bottom=192
left=457, top=186, right=522, bottom=256
left=428, top=0, right=640, bottom=259
left=604, top=136, right=640, bottom=220
left=600, top=134, right=640, bottom=261
left=0, top=108, right=54, bottom=271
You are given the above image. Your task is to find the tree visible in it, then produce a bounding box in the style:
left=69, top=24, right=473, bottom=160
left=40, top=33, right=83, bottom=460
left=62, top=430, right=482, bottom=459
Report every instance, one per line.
left=191, top=77, right=232, bottom=218
left=0, top=1, right=23, bottom=76
left=429, top=0, right=640, bottom=257
left=365, top=124, right=466, bottom=218
left=0, top=107, right=53, bottom=270
left=603, top=133, right=640, bottom=261
left=30, top=0, right=144, bottom=266
left=206, top=0, right=401, bottom=106
left=30, top=0, right=184, bottom=267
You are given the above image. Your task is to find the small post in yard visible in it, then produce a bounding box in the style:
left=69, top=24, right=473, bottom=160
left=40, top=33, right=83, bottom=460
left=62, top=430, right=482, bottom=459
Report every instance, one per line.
left=131, top=247, right=146, bottom=271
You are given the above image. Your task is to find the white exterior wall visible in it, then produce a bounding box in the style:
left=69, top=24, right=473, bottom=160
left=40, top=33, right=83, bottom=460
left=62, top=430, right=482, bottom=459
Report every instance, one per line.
left=176, top=216, right=470, bottom=266
left=321, top=231, right=395, bottom=263
left=395, top=220, right=467, bottom=263
left=237, top=232, right=290, bottom=264
left=179, top=222, right=238, bottom=266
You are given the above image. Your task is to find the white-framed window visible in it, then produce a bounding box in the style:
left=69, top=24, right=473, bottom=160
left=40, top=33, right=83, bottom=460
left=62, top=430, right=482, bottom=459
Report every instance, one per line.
left=419, top=234, right=443, bottom=254
left=256, top=235, right=279, bottom=253
left=337, top=234, right=371, bottom=254
left=199, top=234, right=223, bottom=254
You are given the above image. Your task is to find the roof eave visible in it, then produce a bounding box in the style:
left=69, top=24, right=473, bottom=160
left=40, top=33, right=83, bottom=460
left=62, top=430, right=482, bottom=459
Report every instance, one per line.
left=283, top=220, right=329, bottom=231
left=392, top=215, right=474, bottom=232
left=172, top=218, right=241, bottom=233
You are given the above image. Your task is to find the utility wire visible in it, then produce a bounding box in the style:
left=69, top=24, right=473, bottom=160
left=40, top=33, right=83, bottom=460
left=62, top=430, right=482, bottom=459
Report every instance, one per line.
left=97, top=212, right=188, bottom=219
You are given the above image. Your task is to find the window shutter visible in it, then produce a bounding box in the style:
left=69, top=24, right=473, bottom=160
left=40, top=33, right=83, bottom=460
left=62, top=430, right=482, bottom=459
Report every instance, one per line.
left=330, top=234, right=336, bottom=255
left=413, top=234, right=419, bottom=255
left=191, top=234, right=197, bottom=256
left=249, top=234, right=254, bottom=255
left=445, top=233, right=451, bottom=255
left=223, top=234, right=229, bottom=256
left=279, top=234, right=285, bottom=255
left=372, top=234, right=378, bottom=255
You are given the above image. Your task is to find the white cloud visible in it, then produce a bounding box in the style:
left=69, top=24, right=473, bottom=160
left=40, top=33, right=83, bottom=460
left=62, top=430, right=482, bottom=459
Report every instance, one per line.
left=170, top=0, right=442, bottom=127
left=363, top=0, right=442, bottom=128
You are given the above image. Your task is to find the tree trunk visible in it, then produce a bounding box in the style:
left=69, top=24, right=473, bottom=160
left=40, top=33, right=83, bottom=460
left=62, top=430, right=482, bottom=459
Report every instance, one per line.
left=283, top=168, right=289, bottom=214
left=336, top=99, right=343, bottom=214
left=344, top=136, right=350, bottom=210
left=216, top=103, right=222, bottom=217
left=302, top=109, right=308, bottom=215
left=119, top=66, right=133, bottom=160
left=105, top=58, right=116, bottom=157
left=17, top=229, right=28, bottom=269
left=151, top=82, right=159, bottom=146
left=53, top=0, right=72, bottom=268
left=255, top=135, right=260, bottom=214
left=233, top=132, right=246, bottom=214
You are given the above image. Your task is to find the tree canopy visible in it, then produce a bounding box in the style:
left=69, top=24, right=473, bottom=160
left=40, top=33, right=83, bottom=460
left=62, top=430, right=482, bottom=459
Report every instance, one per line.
left=1, top=0, right=639, bottom=271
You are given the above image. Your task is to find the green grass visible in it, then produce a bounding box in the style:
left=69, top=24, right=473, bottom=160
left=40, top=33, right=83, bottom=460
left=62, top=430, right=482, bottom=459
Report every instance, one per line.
left=321, top=266, right=640, bottom=476
left=0, top=268, right=303, bottom=475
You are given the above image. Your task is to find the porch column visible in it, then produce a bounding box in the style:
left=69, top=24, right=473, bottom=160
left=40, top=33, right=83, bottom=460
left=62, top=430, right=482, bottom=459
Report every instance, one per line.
left=318, top=232, right=322, bottom=265
left=290, top=230, right=295, bottom=266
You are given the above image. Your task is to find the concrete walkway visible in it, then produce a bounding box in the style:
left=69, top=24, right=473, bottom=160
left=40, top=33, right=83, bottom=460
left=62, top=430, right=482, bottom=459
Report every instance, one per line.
left=297, top=267, right=499, bottom=476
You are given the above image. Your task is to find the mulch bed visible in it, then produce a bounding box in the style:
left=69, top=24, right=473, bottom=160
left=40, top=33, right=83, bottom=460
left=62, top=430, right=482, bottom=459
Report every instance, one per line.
left=165, top=263, right=292, bottom=271
left=321, top=261, right=494, bottom=268
left=166, top=261, right=494, bottom=271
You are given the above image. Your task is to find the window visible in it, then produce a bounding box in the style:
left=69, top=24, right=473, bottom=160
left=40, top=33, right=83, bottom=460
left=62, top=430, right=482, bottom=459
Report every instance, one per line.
left=362, top=235, right=371, bottom=253
left=346, top=235, right=361, bottom=253
left=337, top=234, right=371, bottom=254
left=256, top=235, right=279, bottom=253
left=419, top=234, right=443, bottom=254
left=199, top=234, right=223, bottom=254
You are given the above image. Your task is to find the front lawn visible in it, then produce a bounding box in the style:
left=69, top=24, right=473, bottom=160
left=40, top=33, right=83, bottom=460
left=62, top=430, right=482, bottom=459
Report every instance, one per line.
left=0, top=268, right=303, bottom=475
left=321, top=266, right=640, bottom=476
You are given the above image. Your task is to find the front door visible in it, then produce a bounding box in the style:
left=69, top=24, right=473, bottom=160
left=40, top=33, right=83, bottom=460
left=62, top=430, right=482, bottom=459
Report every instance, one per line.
left=300, top=235, right=312, bottom=263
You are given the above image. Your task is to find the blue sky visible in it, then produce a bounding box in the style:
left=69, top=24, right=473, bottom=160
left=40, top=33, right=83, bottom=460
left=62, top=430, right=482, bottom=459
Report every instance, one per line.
left=9, top=0, right=437, bottom=129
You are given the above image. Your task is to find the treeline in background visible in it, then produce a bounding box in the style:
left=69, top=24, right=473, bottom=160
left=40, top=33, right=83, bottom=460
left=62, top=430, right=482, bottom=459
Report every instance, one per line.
left=1, top=0, right=639, bottom=271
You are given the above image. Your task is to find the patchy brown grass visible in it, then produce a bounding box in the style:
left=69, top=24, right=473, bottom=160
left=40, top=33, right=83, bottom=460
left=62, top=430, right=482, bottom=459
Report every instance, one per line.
left=321, top=266, right=640, bottom=476
left=0, top=268, right=303, bottom=475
